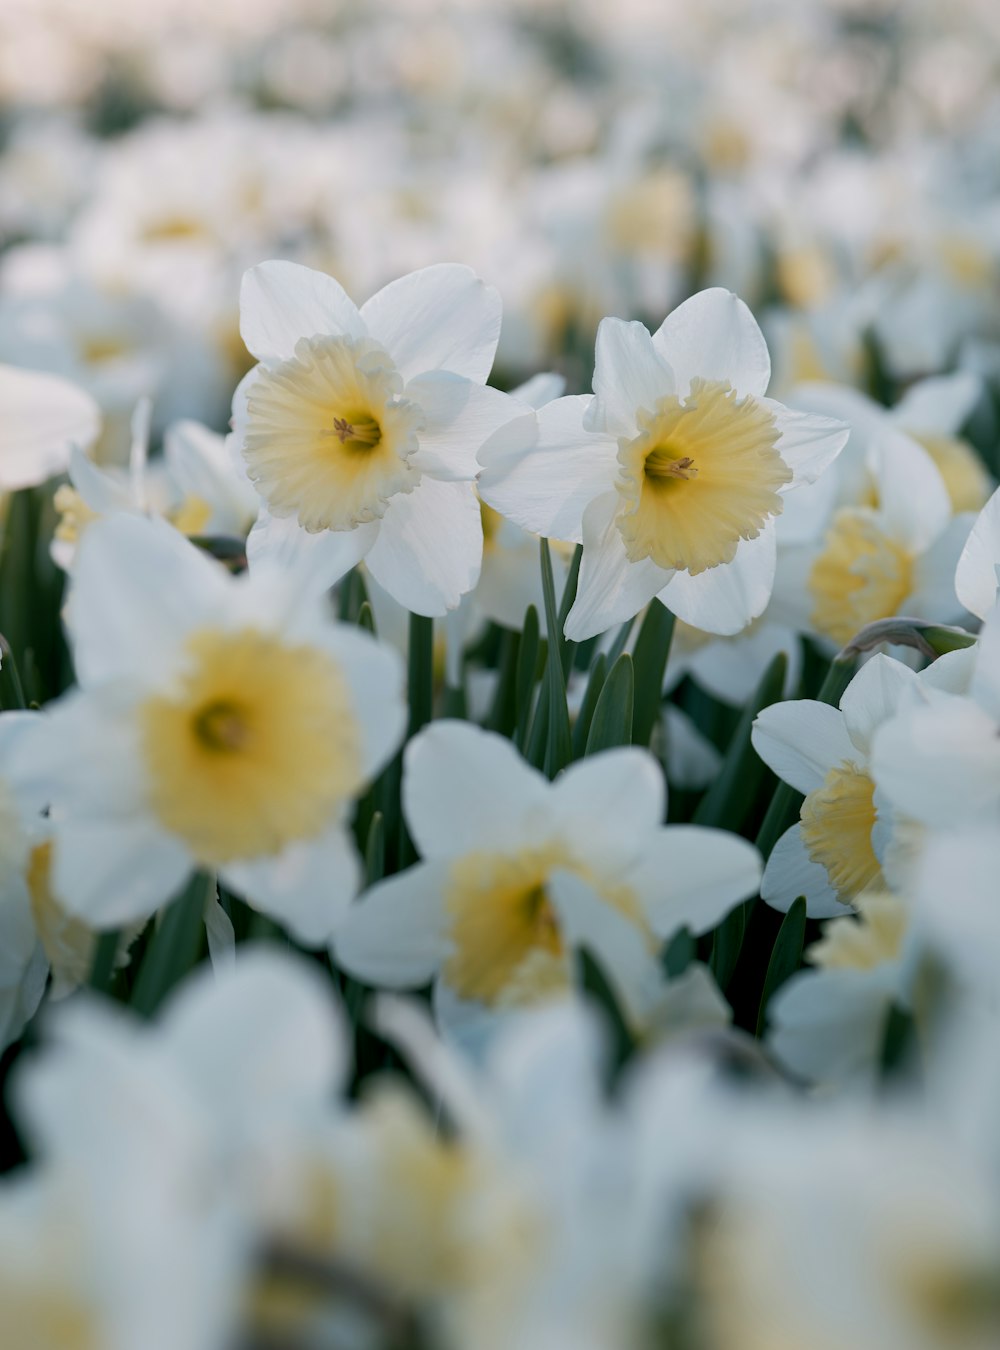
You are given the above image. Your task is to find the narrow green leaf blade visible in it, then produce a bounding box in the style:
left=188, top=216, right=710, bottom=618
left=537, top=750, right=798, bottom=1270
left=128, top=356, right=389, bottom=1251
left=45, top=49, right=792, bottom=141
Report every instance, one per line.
left=585, top=653, right=634, bottom=754
left=631, top=601, right=675, bottom=747
left=755, top=896, right=807, bottom=1037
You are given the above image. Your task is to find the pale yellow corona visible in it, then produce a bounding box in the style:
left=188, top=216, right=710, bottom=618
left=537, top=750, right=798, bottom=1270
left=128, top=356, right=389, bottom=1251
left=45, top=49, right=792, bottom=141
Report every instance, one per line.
left=443, top=847, right=643, bottom=1005
left=808, top=508, right=913, bottom=646
left=616, top=377, right=790, bottom=575
left=52, top=486, right=99, bottom=549
left=912, top=433, right=991, bottom=514
left=808, top=889, right=907, bottom=972
left=139, top=627, right=361, bottom=864
left=242, top=334, right=423, bottom=533
left=799, top=761, right=881, bottom=904
left=27, top=841, right=96, bottom=989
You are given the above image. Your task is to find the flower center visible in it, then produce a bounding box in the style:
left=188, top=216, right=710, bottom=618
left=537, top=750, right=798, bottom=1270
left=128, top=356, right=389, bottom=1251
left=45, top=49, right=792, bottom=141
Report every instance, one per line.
left=799, top=761, right=881, bottom=905
left=139, top=627, right=362, bottom=865
left=615, top=377, right=789, bottom=575
left=242, top=334, right=423, bottom=534
left=443, top=847, right=642, bottom=1006
left=808, top=507, right=913, bottom=646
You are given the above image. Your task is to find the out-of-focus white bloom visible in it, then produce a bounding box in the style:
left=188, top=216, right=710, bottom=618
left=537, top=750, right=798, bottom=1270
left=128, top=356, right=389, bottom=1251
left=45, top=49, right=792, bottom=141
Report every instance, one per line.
left=335, top=720, right=760, bottom=1039
left=14, top=515, right=405, bottom=940
left=235, top=259, right=525, bottom=616
left=956, top=482, right=1000, bottom=620
left=664, top=608, right=801, bottom=707
left=752, top=654, right=945, bottom=918
left=479, top=288, right=848, bottom=640
left=0, top=363, right=99, bottom=489
left=767, top=886, right=914, bottom=1090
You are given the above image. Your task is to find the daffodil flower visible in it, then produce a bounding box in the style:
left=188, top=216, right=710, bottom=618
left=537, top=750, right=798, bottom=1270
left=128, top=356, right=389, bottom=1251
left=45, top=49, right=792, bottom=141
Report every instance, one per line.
left=0, top=362, right=99, bottom=489
left=233, top=260, right=525, bottom=616
left=478, top=288, right=848, bottom=639
left=334, top=721, right=761, bottom=1035
left=12, top=514, right=405, bottom=941
left=751, top=654, right=955, bottom=918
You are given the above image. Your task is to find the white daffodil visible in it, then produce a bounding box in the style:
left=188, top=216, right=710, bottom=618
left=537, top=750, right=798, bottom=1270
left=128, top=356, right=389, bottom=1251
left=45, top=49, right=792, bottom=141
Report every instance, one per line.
left=663, top=608, right=801, bottom=707
left=478, top=288, right=848, bottom=640
left=955, top=482, right=1000, bottom=621
left=233, top=260, right=524, bottom=616
left=767, top=886, right=914, bottom=1090
left=0, top=362, right=99, bottom=490
left=14, top=514, right=405, bottom=941
left=751, top=653, right=957, bottom=918
left=776, top=383, right=976, bottom=647
left=334, top=721, right=760, bottom=1035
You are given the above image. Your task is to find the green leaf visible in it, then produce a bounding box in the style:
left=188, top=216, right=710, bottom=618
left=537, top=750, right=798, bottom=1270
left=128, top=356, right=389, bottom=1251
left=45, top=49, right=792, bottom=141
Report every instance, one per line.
left=710, top=903, right=746, bottom=992
left=693, top=652, right=787, bottom=831
left=406, top=613, right=434, bottom=740
left=486, top=629, right=520, bottom=735
left=578, top=947, right=634, bottom=1087
left=88, top=927, right=122, bottom=995
left=131, top=873, right=212, bottom=1017
left=540, top=540, right=572, bottom=778
left=514, top=605, right=540, bottom=750
left=365, top=811, right=385, bottom=885
left=662, top=926, right=695, bottom=979
left=605, top=616, right=636, bottom=667
left=0, top=635, right=27, bottom=711
left=630, top=601, right=675, bottom=747
left=755, top=896, right=807, bottom=1037
left=356, top=601, right=376, bottom=634
left=571, top=651, right=607, bottom=759
left=585, top=654, right=634, bottom=754
left=879, top=1002, right=918, bottom=1084
left=555, top=544, right=583, bottom=678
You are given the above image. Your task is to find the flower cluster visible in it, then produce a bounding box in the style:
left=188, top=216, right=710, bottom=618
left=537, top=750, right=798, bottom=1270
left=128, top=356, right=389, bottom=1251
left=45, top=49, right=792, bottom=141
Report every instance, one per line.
left=3, top=5, right=1000, bottom=1349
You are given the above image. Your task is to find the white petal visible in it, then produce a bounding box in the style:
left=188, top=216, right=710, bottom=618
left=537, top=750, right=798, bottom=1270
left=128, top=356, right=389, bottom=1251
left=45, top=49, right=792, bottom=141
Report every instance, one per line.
left=333, top=860, right=454, bottom=986
left=68, top=445, right=133, bottom=513
left=908, top=513, right=974, bottom=622
left=624, top=826, right=761, bottom=937
left=313, top=623, right=405, bottom=781
left=838, top=653, right=921, bottom=758
left=760, top=824, right=848, bottom=918
left=875, top=430, right=951, bottom=554
left=658, top=525, right=775, bottom=636
left=364, top=477, right=482, bottom=616
left=478, top=394, right=617, bottom=544
left=402, top=720, right=550, bottom=858
left=871, top=695, right=1000, bottom=828
left=955, top=485, right=1000, bottom=620
left=564, top=492, right=671, bottom=641
left=591, top=318, right=672, bottom=435
left=222, top=825, right=361, bottom=947
left=511, top=372, right=566, bottom=407
left=240, top=260, right=364, bottom=365
left=768, top=967, right=892, bottom=1087
left=360, top=264, right=501, bottom=384
left=407, top=373, right=524, bottom=481
left=246, top=508, right=377, bottom=596
left=161, top=947, right=348, bottom=1105
left=67, top=514, right=229, bottom=688
left=51, top=816, right=192, bottom=927
left=768, top=403, right=849, bottom=488
left=662, top=705, right=723, bottom=789
left=651, top=288, right=770, bottom=399
left=752, top=699, right=855, bottom=792
left=549, top=748, right=666, bottom=868
left=0, top=364, right=100, bottom=489
left=892, top=371, right=982, bottom=436
left=972, top=606, right=1000, bottom=724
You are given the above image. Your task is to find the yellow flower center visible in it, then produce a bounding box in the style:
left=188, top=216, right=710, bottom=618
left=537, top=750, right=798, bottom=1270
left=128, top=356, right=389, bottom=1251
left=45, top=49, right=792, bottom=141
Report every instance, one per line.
left=808, top=508, right=914, bottom=646
left=168, top=493, right=213, bottom=537
left=616, top=377, right=789, bottom=575
left=480, top=497, right=504, bottom=551
left=27, top=841, right=96, bottom=990
left=242, top=334, right=423, bottom=534
left=808, top=888, right=907, bottom=972
left=911, top=433, right=991, bottom=515
left=138, top=627, right=362, bottom=865
left=443, top=846, right=643, bottom=1006
left=799, top=761, right=881, bottom=905
left=52, top=485, right=100, bottom=548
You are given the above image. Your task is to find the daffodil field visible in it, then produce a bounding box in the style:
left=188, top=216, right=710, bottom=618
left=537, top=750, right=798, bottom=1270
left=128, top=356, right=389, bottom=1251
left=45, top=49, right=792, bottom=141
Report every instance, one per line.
left=5, top=2, right=1000, bottom=1347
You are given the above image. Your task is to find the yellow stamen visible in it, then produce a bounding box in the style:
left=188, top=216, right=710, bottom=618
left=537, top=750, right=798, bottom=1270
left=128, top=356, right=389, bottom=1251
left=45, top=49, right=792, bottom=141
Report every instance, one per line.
left=616, top=377, right=789, bottom=575
left=799, top=761, right=881, bottom=904
left=243, top=334, right=422, bottom=533
left=808, top=508, right=913, bottom=646
left=139, top=627, right=361, bottom=864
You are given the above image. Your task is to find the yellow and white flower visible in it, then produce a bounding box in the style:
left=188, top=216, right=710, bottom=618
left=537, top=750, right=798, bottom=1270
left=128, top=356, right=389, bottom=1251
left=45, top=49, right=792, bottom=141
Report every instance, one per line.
left=233, top=260, right=524, bottom=616
left=13, top=514, right=405, bottom=941
left=479, top=288, right=848, bottom=640
left=334, top=721, right=760, bottom=1034
left=0, top=362, right=99, bottom=490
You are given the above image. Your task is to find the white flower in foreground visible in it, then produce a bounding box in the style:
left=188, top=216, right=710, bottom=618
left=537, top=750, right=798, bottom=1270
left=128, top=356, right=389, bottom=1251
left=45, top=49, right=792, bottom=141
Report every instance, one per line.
left=0, top=363, right=99, bottom=489
left=15, top=515, right=405, bottom=941
left=233, top=260, right=524, bottom=615
left=751, top=654, right=951, bottom=918
left=956, top=482, right=1000, bottom=621
left=334, top=721, right=760, bottom=1036
left=478, top=288, right=848, bottom=639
